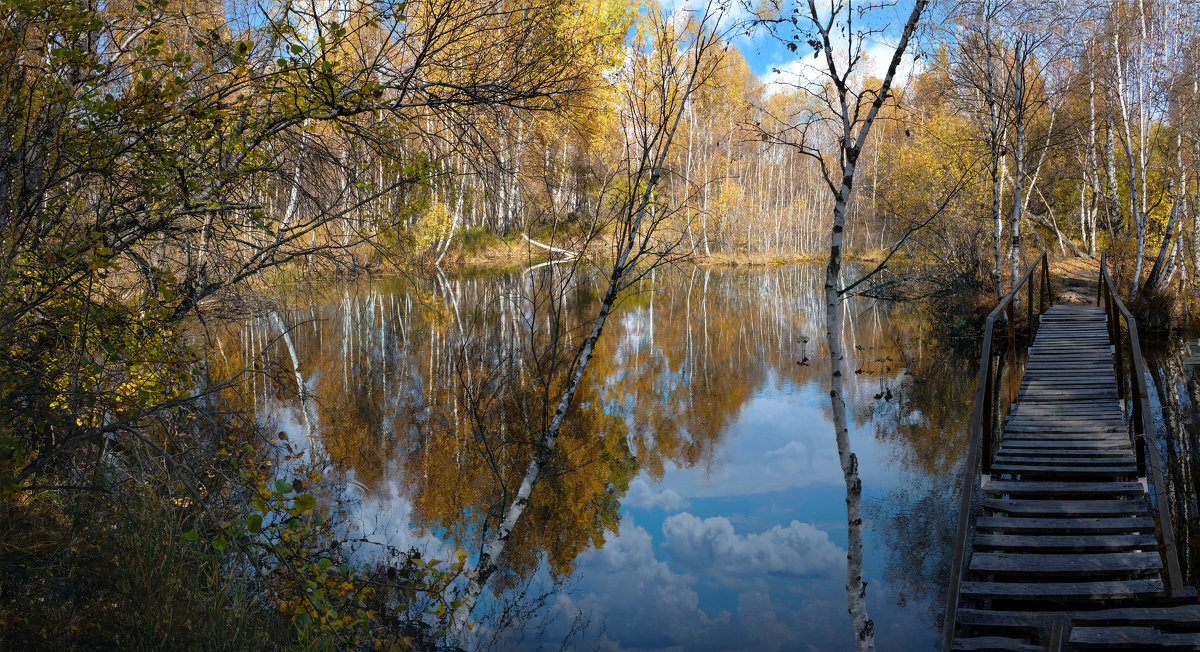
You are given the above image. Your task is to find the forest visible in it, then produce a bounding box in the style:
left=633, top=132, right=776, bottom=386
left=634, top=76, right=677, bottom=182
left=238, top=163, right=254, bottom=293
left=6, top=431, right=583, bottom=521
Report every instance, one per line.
left=2, top=0, right=1199, bottom=648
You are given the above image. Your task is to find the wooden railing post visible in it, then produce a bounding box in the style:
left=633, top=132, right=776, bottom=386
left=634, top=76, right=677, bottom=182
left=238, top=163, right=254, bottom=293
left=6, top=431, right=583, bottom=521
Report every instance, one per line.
left=1102, top=259, right=1124, bottom=403
left=1027, top=274, right=1034, bottom=335
left=1007, top=301, right=1018, bottom=406
left=1129, top=332, right=1147, bottom=478
left=1042, top=256, right=1051, bottom=317
left=982, top=346, right=994, bottom=475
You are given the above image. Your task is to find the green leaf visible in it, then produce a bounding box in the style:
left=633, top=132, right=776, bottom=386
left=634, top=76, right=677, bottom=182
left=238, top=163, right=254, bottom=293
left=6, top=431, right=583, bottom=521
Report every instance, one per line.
left=290, top=44, right=303, bottom=55
left=274, top=479, right=291, bottom=494
left=181, top=530, right=199, bottom=541
left=294, top=493, right=316, bottom=514
left=141, top=69, right=152, bottom=81
left=211, top=536, right=227, bottom=551
left=247, top=513, right=263, bottom=533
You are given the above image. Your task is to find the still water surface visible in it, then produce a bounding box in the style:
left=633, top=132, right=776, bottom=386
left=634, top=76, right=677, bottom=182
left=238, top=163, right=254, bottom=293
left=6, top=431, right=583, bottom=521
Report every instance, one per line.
left=216, top=265, right=976, bottom=650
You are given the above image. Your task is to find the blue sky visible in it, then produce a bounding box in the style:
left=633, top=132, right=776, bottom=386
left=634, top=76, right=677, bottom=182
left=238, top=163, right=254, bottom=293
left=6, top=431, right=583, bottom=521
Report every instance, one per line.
left=663, top=0, right=935, bottom=95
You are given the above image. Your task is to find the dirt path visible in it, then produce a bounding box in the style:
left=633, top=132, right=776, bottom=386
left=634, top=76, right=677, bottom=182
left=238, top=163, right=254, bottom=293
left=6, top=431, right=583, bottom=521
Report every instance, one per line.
left=1049, top=256, right=1100, bottom=305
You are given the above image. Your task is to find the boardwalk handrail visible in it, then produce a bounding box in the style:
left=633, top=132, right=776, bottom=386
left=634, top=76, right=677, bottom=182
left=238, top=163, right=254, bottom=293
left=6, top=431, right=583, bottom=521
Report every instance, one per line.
left=942, top=253, right=1052, bottom=652
left=1097, top=252, right=1185, bottom=596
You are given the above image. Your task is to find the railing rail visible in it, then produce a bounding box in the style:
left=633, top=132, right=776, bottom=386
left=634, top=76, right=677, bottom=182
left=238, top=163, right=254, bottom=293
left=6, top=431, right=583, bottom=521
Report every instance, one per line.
left=942, top=253, right=1052, bottom=652
left=1097, top=252, right=1185, bottom=596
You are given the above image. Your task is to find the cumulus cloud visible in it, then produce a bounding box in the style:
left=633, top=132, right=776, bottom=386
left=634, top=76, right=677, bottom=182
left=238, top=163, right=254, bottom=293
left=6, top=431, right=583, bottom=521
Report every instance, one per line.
left=662, top=513, right=843, bottom=577
left=758, top=24, right=926, bottom=99
left=624, top=476, right=691, bottom=512
left=569, top=521, right=733, bottom=650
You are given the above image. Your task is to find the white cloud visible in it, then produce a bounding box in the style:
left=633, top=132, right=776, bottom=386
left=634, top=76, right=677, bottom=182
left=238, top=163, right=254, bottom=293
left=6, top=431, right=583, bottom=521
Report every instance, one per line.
left=651, top=394, right=849, bottom=499
left=757, top=19, right=926, bottom=98
left=332, top=465, right=452, bottom=565
left=624, top=476, right=692, bottom=512
left=661, top=513, right=843, bottom=577
left=569, top=522, right=732, bottom=649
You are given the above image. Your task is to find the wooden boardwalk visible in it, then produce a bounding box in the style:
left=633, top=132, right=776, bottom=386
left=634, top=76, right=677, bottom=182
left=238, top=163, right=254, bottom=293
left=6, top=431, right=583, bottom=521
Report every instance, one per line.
left=948, top=304, right=1199, bottom=651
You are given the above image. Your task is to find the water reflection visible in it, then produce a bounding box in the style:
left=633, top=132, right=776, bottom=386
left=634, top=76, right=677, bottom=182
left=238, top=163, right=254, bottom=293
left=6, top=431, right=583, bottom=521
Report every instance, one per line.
left=207, top=265, right=974, bottom=649
left=1144, top=334, right=1200, bottom=587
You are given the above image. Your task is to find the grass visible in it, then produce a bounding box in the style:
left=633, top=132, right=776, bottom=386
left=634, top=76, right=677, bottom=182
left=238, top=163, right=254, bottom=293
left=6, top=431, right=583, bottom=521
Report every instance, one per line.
left=0, top=487, right=284, bottom=650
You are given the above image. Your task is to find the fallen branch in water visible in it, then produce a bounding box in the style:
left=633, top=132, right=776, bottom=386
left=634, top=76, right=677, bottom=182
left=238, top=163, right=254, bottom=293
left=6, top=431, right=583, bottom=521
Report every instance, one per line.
left=521, top=233, right=577, bottom=258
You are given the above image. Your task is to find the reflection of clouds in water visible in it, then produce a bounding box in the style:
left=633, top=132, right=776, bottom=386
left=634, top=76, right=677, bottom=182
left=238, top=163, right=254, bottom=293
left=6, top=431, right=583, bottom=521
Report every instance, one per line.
left=258, top=398, right=329, bottom=474
left=662, top=513, right=843, bottom=578
left=624, top=476, right=690, bottom=512
left=566, top=520, right=730, bottom=650
left=558, top=518, right=852, bottom=651
left=640, top=385, right=900, bottom=503
left=653, top=393, right=842, bottom=498
left=334, top=467, right=450, bottom=564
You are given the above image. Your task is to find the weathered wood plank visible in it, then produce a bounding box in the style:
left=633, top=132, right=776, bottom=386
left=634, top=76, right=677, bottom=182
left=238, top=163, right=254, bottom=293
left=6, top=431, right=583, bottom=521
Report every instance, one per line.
left=972, top=533, right=1157, bottom=552
left=992, top=455, right=1136, bottom=465
left=947, top=305, right=1185, bottom=646
left=992, top=464, right=1136, bottom=477
left=957, top=605, right=1200, bottom=628
left=976, top=516, right=1155, bottom=533
left=969, top=552, right=1162, bottom=576
left=959, top=579, right=1164, bottom=600
left=998, top=440, right=1131, bottom=449
left=981, top=499, right=1147, bottom=517
left=983, top=480, right=1145, bottom=497
left=1068, top=626, right=1200, bottom=649
left=951, top=636, right=1044, bottom=651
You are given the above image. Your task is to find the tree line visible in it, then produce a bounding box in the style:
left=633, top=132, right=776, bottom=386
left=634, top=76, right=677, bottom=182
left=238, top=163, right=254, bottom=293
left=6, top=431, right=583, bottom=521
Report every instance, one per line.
left=4, top=0, right=1200, bottom=647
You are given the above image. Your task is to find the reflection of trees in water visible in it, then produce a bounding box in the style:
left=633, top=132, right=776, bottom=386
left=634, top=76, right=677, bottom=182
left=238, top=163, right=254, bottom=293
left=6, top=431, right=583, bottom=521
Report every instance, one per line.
left=207, top=266, right=971, bottom=600
left=858, top=316, right=973, bottom=639
left=865, top=478, right=955, bottom=632
left=1144, top=338, right=1200, bottom=585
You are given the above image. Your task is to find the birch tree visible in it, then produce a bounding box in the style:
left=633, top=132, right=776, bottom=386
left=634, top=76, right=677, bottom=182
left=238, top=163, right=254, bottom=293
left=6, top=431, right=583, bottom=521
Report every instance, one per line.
left=445, top=1, right=729, bottom=638
left=754, top=1, right=929, bottom=649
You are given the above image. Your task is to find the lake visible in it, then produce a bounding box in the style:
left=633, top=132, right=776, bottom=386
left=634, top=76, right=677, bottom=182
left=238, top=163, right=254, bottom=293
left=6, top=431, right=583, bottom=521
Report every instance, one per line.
left=211, top=264, right=979, bottom=650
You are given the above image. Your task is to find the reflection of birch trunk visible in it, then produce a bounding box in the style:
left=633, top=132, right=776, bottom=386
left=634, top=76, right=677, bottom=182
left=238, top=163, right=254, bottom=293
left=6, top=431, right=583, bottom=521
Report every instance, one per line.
left=825, top=191, right=873, bottom=651
left=271, top=311, right=318, bottom=445
left=805, top=4, right=926, bottom=650
left=1150, top=356, right=1196, bottom=577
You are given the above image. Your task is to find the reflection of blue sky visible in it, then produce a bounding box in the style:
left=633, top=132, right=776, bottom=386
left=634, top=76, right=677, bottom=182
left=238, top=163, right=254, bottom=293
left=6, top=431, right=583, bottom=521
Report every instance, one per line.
left=555, top=373, right=941, bottom=650
left=253, top=272, right=955, bottom=650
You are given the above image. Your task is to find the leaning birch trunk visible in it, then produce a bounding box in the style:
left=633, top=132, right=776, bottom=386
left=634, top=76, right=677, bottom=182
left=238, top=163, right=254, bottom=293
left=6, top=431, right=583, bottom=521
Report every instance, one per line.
left=446, top=8, right=724, bottom=636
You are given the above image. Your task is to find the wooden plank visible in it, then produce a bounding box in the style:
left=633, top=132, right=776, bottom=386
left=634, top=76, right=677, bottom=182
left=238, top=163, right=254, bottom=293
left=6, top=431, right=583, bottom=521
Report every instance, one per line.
left=976, top=516, right=1155, bottom=534
left=992, top=464, right=1136, bottom=478
left=992, top=455, right=1136, bottom=465
left=983, top=480, right=1145, bottom=497
left=951, top=636, right=1044, bottom=651
left=959, top=579, right=1164, bottom=600
left=982, top=499, right=1147, bottom=517
left=997, top=440, right=1131, bottom=449
left=972, top=533, right=1157, bottom=552
left=1006, top=418, right=1126, bottom=426
left=1068, top=626, right=1200, bottom=649
left=994, top=450, right=1135, bottom=459
left=1008, top=413, right=1128, bottom=422
left=957, top=605, right=1200, bottom=629
left=1001, top=433, right=1128, bottom=441
left=969, top=551, right=1162, bottom=576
